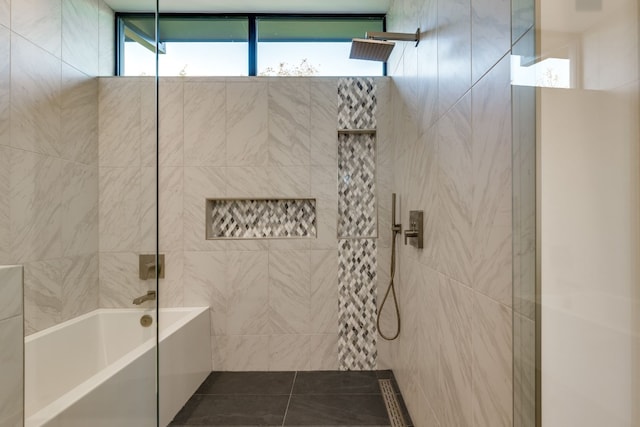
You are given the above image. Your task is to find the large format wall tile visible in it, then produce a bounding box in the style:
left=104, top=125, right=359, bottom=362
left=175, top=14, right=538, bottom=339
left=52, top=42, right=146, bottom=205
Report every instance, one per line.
left=11, top=0, right=62, bottom=57
left=152, top=166, right=183, bottom=252
left=437, top=0, right=471, bottom=116
left=310, top=250, right=338, bottom=334
left=184, top=81, right=226, bottom=166
left=61, top=161, right=98, bottom=257
left=11, top=35, right=61, bottom=157
left=267, top=166, right=311, bottom=197
left=226, top=166, right=270, bottom=197
left=158, top=79, right=184, bottom=166
left=512, top=0, right=534, bottom=43
left=309, top=334, right=339, bottom=370
left=99, top=252, right=148, bottom=308
left=310, top=79, right=338, bottom=167
left=0, top=266, right=22, bottom=321
left=219, top=335, right=269, bottom=371
left=0, top=0, right=9, bottom=28
left=184, top=251, right=227, bottom=335
left=438, top=94, right=473, bottom=286
left=471, top=0, right=510, bottom=83
left=61, top=64, right=99, bottom=164
left=99, top=78, right=140, bottom=166
left=417, top=0, right=438, bottom=134
left=268, top=79, right=311, bottom=166
left=98, top=0, right=115, bottom=76
left=472, top=293, right=513, bottom=427
left=139, top=79, right=156, bottom=167
left=99, top=167, right=140, bottom=252
left=269, top=250, right=311, bottom=334
left=226, top=251, right=269, bottom=335
left=157, top=251, right=184, bottom=309
left=60, top=253, right=98, bottom=322
left=24, top=255, right=98, bottom=333
left=438, top=275, right=473, bottom=427
left=226, top=82, right=268, bottom=166
left=411, top=124, right=439, bottom=270
left=269, top=334, right=310, bottom=370
left=472, top=56, right=512, bottom=306
left=138, top=167, right=156, bottom=253
left=62, top=0, right=99, bottom=76
left=0, top=26, right=9, bottom=149
left=183, top=166, right=226, bottom=251
left=416, top=265, right=441, bottom=413
left=10, top=150, right=64, bottom=263
left=24, top=259, right=63, bottom=333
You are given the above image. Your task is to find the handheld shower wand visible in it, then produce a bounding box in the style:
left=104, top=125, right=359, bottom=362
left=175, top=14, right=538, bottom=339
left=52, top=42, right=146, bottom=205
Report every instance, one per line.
left=377, top=193, right=402, bottom=341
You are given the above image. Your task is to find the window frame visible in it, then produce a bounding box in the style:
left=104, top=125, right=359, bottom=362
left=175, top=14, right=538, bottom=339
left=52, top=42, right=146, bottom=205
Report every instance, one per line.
left=115, top=13, right=387, bottom=77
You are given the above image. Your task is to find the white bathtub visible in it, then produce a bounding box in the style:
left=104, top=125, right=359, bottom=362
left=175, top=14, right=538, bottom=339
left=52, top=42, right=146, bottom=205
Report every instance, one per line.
left=25, top=307, right=212, bottom=427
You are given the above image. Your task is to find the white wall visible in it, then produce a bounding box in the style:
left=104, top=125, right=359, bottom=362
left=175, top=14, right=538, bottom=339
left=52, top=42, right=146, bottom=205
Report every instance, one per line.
left=539, top=1, right=640, bottom=425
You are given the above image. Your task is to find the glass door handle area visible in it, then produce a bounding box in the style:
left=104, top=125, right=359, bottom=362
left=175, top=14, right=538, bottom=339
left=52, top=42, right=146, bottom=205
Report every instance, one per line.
left=403, top=211, right=424, bottom=249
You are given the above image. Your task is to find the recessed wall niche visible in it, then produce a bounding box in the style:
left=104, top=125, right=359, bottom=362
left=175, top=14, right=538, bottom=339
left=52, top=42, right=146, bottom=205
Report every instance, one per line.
left=206, top=198, right=317, bottom=240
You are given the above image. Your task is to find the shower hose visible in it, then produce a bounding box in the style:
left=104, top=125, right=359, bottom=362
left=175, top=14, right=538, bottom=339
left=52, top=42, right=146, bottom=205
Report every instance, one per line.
left=376, top=227, right=401, bottom=341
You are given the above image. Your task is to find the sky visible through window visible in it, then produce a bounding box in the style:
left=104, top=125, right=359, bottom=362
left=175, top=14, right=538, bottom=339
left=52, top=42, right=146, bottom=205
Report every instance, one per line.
left=124, top=41, right=383, bottom=77
left=511, top=55, right=571, bottom=88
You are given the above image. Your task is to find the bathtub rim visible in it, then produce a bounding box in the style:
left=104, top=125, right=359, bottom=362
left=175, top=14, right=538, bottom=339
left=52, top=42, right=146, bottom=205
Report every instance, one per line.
left=25, top=306, right=209, bottom=427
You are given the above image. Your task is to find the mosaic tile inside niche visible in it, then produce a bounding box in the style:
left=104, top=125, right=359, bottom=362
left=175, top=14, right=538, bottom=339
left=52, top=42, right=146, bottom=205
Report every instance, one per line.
left=338, top=238, right=378, bottom=370
left=338, top=133, right=377, bottom=238
left=207, top=199, right=316, bottom=239
left=338, top=77, right=377, bottom=130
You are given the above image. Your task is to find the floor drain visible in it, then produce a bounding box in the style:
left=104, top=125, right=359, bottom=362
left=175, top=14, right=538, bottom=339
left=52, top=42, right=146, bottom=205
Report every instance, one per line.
left=379, top=379, right=407, bottom=427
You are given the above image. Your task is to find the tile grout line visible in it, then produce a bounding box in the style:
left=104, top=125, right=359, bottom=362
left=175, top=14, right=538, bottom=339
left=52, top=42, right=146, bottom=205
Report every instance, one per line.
left=281, top=371, right=298, bottom=427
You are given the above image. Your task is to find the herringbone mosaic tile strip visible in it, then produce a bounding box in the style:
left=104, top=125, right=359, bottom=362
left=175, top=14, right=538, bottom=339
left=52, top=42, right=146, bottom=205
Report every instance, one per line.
left=208, top=199, right=316, bottom=239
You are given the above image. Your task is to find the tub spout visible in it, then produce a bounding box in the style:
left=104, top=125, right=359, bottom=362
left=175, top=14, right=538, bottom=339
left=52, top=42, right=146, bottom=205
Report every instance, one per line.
left=133, top=290, right=156, bottom=305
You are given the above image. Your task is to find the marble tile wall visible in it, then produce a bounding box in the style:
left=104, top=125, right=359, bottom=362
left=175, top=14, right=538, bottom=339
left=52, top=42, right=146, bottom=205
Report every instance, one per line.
left=0, top=265, right=23, bottom=427
left=381, top=0, right=516, bottom=425
left=0, top=0, right=116, bottom=335
left=98, top=76, right=391, bottom=371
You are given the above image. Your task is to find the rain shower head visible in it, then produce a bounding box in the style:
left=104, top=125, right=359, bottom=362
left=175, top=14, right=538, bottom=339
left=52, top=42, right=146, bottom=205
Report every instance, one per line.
left=350, top=39, right=396, bottom=62
left=349, top=29, right=420, bottom=62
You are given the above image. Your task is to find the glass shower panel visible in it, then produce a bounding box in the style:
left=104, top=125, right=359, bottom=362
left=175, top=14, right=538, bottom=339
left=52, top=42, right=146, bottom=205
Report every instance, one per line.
left=537, top=0, right=640, bottom=426
left=11, top=0, right=160, bottom=424
left=155, top=3, right=215, bottom=426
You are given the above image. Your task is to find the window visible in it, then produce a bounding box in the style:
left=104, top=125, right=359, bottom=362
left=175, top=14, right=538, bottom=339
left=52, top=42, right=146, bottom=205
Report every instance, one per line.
left=257, top=17, right=384, bottom=76
left=120, top=15, right=248, bottom=76
left=117, top=14, right=386, bottom=77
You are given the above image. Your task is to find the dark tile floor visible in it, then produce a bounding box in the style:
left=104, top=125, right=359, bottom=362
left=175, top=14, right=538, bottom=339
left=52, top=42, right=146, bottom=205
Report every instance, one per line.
left=169, top=370, right=413, bottom=427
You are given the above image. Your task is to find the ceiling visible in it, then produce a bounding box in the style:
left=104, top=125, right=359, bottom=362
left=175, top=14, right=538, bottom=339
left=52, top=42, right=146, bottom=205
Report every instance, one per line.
left=104, top=0, right=391, bottom=14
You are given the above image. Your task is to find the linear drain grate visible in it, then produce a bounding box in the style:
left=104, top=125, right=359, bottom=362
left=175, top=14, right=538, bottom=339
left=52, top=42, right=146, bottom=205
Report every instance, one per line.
left=379, top=379, right=407, bottom=427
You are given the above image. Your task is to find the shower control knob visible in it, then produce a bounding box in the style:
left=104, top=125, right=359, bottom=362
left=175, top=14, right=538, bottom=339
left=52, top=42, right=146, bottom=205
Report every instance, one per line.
left=404, top=229, right=419, bottom=244
left=403, top=211, right=424, bottom=249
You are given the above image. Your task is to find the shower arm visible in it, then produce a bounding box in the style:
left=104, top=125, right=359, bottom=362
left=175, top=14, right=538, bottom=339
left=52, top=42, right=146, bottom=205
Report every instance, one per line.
left=365, top=29, right=420, bottom=47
